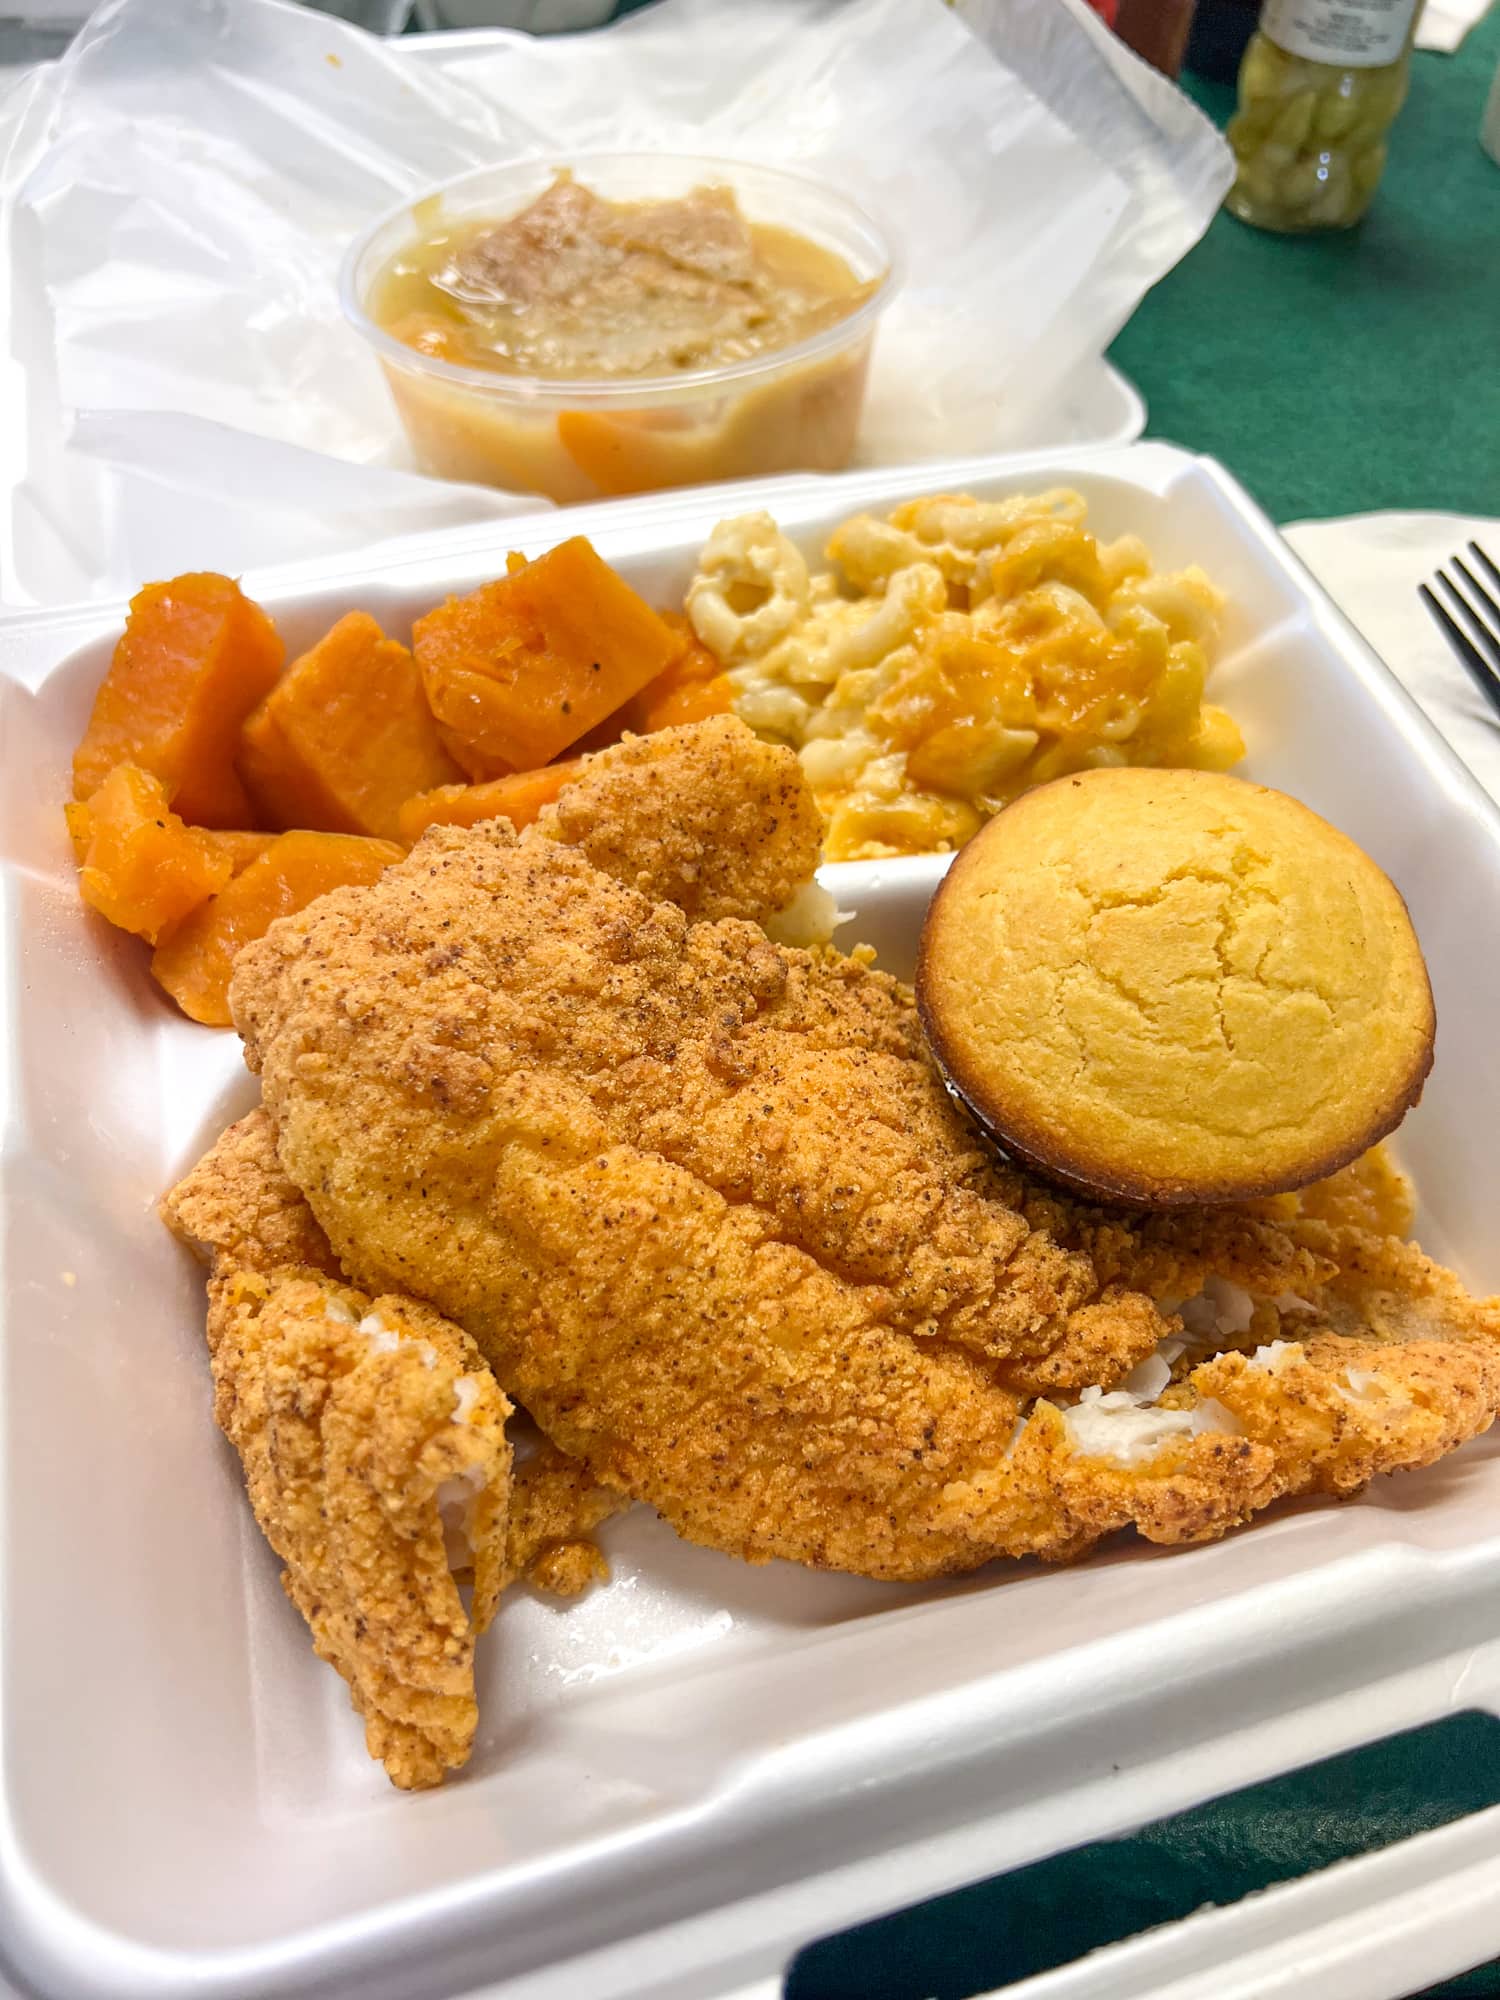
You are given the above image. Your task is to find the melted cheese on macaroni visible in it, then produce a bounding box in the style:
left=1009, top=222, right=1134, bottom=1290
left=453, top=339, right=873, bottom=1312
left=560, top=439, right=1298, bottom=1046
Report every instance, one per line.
left=687, top=491, right=1241, bottom=861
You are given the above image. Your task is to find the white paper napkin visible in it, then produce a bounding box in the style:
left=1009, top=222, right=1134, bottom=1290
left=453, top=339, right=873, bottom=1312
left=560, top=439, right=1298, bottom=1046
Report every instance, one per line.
left=1284, top=511, right=1500, bottom=801
left=1416, top=0, right=1495, bottom=51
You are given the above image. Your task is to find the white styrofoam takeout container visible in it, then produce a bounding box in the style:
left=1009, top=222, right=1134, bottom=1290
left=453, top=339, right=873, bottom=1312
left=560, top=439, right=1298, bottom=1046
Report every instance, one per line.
left=4, top=443, right=1500, bottom=2000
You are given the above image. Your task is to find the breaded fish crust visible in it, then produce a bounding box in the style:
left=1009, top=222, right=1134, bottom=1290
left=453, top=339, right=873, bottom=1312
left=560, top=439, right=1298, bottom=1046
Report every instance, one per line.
left=161, top=1109, right=342, bottom=1277
left=165, top=1108, right=624, bottom=1591
left=207, top=1266, right=511, bottom=1788
left=504, top=1444, right=629, bottom=1596
left=534, top=714, right=825, bottom=929
left=231, top=816, right=1500, bottom=1580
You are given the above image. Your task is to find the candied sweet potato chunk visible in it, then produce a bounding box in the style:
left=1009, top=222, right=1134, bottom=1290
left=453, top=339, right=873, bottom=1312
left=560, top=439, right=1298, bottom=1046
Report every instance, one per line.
left=205, top=830, right=278, bottom=874
left=397, top=759, right=588, bottom=845
left=412, top=538, right=679, bottom=779
left=238, top=611, right=460, bottom=840
left=570, top=612, right=731, bottom=753
left=73, top=574, right=284, bottom=828
left=66, top=799, right=270, bottom=876
left=152, top=830, right=403, bottom=1027
left=64, top=800, right=93, bottom=865
left=70, top=763, right=234, bottom=944
left=630, top=670, right=734, bottom=733
left=617, top=618, right=733, bottom=736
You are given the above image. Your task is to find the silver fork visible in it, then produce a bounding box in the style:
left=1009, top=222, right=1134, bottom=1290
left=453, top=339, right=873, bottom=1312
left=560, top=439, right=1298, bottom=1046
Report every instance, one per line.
left=1420, top=543, right=1500, bottom=720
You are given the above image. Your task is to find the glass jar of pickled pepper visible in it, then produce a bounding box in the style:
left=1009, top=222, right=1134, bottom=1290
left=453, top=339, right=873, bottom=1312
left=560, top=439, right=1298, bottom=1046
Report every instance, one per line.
left=1227, top=0, right=1423, bottom=232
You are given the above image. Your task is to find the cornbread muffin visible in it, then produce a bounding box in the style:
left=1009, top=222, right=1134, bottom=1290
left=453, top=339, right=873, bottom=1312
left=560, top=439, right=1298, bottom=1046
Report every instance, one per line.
left=916, top=768, right=1435, bottom=1206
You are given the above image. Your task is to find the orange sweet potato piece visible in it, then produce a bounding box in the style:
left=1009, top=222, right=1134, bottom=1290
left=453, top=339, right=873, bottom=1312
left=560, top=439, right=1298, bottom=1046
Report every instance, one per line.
left=238, top=612, right=461, bottom=839
left=64, top=800, right=93, bottom=865
left=151, top=830, right=403, bottom=1027
left=412, top=538, right=679, bottom=779
left=65, top=803, right=272, bottom=876
left=73, top=574, right=284, bottom=827
left=70, top=763, right=235, bottom=945
left=618, top=620, right=734, bottom=735
left=397, top=758, right=588, bottom=845
left=572, top=613, right=733, bottom=753
left=630, top=669, right=735, bottom=734
left=204, top=830, right=278, bottom=874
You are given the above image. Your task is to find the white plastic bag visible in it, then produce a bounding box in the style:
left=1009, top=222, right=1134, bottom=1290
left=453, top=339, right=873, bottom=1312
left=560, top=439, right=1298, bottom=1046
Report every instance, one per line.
left=0, top=0, right=1230, bottom=605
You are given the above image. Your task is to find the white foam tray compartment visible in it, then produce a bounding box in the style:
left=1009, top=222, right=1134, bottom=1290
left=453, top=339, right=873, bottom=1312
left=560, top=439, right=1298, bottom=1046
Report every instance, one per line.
left=4, top=443, right=1500, bottom=2000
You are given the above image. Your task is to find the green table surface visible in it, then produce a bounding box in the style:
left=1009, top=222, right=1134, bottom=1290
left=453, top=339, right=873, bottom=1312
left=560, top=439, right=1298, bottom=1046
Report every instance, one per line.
left=1110, top=9, right=1500, bottom=525
left=788, top=1716, right=1500, bottom=2000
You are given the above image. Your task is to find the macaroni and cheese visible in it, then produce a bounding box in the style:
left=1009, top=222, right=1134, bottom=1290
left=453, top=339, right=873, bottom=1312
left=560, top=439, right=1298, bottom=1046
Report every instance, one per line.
left=686, top=490, right=1242, bottom=861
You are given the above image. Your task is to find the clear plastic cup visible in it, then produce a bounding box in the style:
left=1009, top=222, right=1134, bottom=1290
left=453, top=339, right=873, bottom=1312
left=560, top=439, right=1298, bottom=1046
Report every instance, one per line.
left=340, top=154, right=898, bottom=505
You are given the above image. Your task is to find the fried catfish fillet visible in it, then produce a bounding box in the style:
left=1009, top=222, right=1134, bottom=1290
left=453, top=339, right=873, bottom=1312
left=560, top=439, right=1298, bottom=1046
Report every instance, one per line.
left=206, top=1267, right=511, bottom=1787
left=230, top=817, right=1500, bottom=1580
left=503, top=1443, right=630, bottom=1596
left=1024, top=1145, right=1500, bottom=1361
left=236, top=823, right=1174, bottom=1394
left=164, top=1109, right=624, bottom=1597
left=938, top=1327, right=1500, bottom=1564
left=534, top=713, right=833, bottom=937
left=161, top=1108, right=342, bottom=1277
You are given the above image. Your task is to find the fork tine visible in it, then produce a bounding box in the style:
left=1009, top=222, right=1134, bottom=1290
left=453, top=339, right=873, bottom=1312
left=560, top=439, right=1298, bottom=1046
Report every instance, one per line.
left=1451, top=557, right=1500, bottom=661
left=1439, top=566, right=1500, bottom=674
left=1470, top=542, right=1500, bottom=599
left=1420, top=581, right=1500, bottom=721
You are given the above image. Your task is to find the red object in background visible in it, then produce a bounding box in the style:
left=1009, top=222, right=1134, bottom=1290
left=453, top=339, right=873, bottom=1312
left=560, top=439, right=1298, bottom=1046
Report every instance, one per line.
left=1086, top=0, right=1120, bottom=21
left=1113, top=0, right=1198, bottom=73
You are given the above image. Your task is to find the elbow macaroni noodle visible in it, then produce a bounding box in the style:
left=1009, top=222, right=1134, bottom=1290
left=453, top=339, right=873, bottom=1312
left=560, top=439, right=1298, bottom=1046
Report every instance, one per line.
left=686, top=491, right=1242, bottom=861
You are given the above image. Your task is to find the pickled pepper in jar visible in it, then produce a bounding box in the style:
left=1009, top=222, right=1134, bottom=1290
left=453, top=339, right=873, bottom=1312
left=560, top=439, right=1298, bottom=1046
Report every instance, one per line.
left=1227, top=0, right=1423, bottom=232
